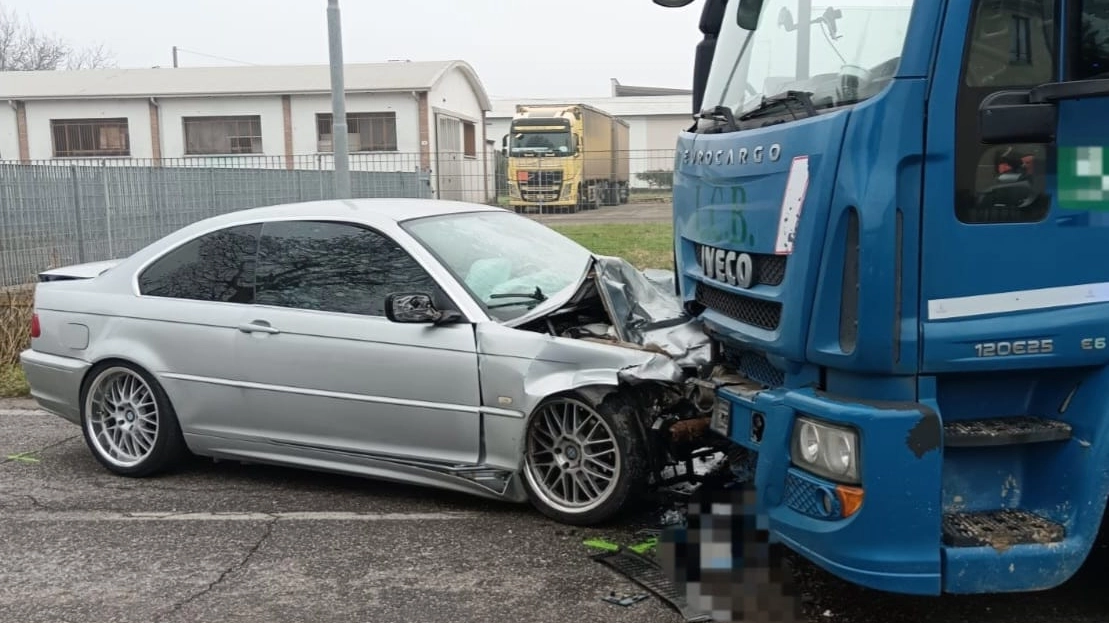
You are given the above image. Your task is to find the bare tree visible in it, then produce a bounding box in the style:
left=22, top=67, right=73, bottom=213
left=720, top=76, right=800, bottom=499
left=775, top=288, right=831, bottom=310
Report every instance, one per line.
left=0, top=4, right=115, bottom=71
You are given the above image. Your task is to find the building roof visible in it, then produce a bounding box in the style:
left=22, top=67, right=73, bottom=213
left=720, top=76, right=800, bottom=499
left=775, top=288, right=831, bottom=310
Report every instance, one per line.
left=610, top=79, right=692, bottom=97
left=0, top=60, right=492, bottom=110
left=488, top=94, right=691, bottom=119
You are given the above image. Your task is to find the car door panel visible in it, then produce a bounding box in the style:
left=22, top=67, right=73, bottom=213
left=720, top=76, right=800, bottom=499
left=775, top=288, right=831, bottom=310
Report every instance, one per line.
left=237, top=309, right=481, bottom=463
left=130, top=222, right=261, bottom=437
left=235, top=219, right=483, bottom=465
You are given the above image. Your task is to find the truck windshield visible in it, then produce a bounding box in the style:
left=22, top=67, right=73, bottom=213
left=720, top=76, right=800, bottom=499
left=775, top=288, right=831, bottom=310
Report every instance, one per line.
left=703, top=0, right=916, bottom=120
left=509, top=131, right=574, bottom=156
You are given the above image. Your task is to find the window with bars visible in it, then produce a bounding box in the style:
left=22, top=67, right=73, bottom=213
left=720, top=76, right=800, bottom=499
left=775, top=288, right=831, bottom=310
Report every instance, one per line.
left=316, top=112, right=398, bottom=152
left=183, top=115, right=263, bottom=155
left=50, top=118, right=130, bottom=157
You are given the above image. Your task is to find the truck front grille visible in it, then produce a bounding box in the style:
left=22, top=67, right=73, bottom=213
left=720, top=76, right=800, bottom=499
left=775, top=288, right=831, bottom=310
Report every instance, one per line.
left=695, top=282, right=782, bottom=331
left=693, top=244, right=788, bottom=287
left=734, top=350, right=784, bottom=387
left=521, top=191, right=561, bottom=201
left=524, top=170, right=562, bottom=187
left=757, top=255, right=787, bottom=286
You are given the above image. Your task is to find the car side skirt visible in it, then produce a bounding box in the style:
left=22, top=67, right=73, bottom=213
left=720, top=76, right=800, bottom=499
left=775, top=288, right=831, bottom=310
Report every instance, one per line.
left=183, top=432, right=530, bottom=503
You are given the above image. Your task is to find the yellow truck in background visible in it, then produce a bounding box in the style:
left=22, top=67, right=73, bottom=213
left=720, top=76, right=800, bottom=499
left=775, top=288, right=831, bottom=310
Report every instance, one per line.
left=502, top=103, right=630, bottom=213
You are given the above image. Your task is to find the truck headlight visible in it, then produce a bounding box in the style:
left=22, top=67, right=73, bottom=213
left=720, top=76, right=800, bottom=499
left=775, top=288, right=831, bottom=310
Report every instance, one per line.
left=790, top=416, right=860, bottom=484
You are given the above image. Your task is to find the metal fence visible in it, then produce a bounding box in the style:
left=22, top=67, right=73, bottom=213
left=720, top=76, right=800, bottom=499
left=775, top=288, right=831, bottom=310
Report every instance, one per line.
left=0, top=149, right=675, bottom=287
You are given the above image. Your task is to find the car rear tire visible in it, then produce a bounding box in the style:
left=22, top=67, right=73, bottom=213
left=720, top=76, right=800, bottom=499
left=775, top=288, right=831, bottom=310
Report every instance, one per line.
left=521, top=391, right=648, bottom=525
left=79, top=362, right=188, bottom=477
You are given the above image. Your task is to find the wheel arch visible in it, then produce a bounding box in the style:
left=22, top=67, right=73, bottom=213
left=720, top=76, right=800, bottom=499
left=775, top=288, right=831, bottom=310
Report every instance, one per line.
left=79, top=356, right=158, bottom=398
left=516, top=383, right=652, bottom=524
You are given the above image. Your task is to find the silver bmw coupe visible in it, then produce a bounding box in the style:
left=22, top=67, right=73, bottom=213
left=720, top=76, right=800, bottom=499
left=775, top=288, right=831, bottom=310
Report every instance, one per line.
left=21, top=198, right=720, bottom=525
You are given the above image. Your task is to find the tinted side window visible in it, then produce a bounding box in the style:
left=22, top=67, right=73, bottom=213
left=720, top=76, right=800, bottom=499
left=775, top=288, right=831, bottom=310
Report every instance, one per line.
left=255, top=220, right=441, bottom=316
left=1073, top=1, right=1109, bottom=79
left=956, top=0, right=1058, bottom=224
left=138, top=223, right=261, bottom=302
left=964, top=1, right=1056, bottom=87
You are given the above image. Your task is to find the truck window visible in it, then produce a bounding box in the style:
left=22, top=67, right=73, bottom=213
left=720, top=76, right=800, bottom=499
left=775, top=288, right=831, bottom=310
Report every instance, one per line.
left=1072, top=0, right=1109, bottom=79
left=965, top=0, right=1056, bottom=87
left=956, top=0, right=1058, bottom=224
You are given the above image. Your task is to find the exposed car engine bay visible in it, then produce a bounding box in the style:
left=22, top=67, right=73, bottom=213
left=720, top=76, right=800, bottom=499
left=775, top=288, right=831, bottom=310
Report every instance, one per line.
left=514, top=257, right=739, bottom=495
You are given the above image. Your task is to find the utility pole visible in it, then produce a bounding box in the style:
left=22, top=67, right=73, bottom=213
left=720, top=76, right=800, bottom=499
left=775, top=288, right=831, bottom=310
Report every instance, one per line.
left=327, top=0, right=351, bottom=199
left=172, top=46, right=178, bottom=68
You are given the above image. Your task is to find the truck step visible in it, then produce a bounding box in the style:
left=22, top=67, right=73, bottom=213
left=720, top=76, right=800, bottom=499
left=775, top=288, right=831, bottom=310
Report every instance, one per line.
left=944, top=416, right=1072, bottom=448
left=943, top=509, right=1065, bottom=549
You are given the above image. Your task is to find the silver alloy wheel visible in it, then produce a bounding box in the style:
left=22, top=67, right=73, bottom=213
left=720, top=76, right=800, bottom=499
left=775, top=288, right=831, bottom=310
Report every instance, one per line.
left=84, top=366, right=160, bottom=469
left=524, top=397, right=621, bottom=514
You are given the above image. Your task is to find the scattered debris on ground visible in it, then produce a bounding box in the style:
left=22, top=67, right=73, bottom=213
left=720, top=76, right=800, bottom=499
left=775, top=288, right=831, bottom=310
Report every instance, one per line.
left=601, top=592, right=651, bottom=607
left=592, top=547, right=713, bottom=623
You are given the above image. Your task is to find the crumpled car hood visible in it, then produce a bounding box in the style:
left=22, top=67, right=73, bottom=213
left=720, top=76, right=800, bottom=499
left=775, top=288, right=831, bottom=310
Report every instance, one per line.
left=590, top=255, right=712, bottom=371
left=500, top=254, right=713, bottom=383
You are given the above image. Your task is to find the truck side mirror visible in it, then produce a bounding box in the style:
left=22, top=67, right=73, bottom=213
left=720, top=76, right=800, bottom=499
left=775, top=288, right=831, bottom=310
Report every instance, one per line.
left=978, top=91, right=1057, bottom=144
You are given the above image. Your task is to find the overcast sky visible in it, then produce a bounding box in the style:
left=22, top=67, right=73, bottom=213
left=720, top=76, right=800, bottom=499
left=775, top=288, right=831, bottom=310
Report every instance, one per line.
left=4, top=0, right=705, bottom=99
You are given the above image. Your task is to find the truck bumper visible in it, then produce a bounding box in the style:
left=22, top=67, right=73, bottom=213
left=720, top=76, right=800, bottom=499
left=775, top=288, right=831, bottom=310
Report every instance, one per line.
left=712, top=385, right=944, bottom=595
left=507, top=200, right=578, bottom=208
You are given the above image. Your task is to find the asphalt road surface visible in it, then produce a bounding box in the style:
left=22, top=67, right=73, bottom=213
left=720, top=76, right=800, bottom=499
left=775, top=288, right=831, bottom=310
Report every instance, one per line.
left=5, top=402, right=1109, bottom=623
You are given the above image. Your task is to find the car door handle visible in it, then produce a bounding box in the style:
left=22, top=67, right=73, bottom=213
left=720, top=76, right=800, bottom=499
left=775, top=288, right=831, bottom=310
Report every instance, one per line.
left=238, top=321, right=280, bottom=334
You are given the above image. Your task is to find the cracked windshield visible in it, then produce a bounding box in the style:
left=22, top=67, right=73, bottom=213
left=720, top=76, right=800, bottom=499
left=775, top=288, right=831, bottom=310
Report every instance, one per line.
left=704, top=0, right=916, bottom=117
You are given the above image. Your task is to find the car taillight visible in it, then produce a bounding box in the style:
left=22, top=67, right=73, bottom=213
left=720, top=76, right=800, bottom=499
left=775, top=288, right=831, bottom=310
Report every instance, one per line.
left=30, top=313, right=40, bottom=338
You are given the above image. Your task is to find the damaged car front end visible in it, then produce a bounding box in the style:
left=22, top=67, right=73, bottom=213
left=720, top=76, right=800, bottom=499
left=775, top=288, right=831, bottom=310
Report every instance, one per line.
left=402, top=208, right=731, bottom=524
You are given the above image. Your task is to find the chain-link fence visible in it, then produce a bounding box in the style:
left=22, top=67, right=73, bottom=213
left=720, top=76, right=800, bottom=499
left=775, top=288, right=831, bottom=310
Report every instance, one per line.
left=0, top=149, right=675, bottom=287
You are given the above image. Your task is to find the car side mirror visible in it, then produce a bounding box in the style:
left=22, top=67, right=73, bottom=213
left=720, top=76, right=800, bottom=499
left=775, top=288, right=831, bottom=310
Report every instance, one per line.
left=385, top=293, right=462, bottom=325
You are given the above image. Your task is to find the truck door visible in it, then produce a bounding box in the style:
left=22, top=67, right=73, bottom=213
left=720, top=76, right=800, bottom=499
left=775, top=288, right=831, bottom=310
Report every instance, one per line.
left=921, top=0, right=1109, bottom=370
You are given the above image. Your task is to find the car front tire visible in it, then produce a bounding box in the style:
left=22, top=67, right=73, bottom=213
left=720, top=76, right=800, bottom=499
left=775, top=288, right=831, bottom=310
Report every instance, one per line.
left=79, top=362, right=188, bottom=477
left=521, top=391, right=648, bottom=525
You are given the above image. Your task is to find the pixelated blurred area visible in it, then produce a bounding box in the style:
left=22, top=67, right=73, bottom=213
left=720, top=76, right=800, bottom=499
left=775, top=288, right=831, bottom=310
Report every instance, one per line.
left=658, top=483, right=811, bottom=623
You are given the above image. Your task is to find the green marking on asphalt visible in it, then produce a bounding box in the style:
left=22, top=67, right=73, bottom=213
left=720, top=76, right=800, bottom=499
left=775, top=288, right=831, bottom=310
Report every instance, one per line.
left=6, top=452, right=40, bottom=463
left=582, top=538, right=621, bottom=552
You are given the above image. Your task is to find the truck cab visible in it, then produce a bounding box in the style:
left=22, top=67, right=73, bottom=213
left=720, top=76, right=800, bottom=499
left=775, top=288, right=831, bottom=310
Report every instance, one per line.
left=502, top=104, right=630, bottom=212
left=662, top=0, right=1109, bottom=596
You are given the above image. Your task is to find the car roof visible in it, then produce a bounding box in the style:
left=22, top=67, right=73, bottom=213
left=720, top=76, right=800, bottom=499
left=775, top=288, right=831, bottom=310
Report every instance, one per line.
left=193, top=198, right=508, bottom=230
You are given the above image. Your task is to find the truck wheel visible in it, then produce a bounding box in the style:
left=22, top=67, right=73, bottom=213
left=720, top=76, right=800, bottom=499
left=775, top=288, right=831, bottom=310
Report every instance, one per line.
left=521, top=392, right=648, bottom=525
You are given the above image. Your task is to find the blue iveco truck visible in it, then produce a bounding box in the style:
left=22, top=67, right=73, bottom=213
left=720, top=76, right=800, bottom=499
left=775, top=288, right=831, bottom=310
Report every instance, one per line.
left=654, top=0, right=1109, bottom=596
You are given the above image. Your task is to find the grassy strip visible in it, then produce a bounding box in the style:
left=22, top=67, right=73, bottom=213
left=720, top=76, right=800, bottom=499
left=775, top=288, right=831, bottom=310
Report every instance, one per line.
left=0, top=364, right=28, bottom=398
left=551, top=223, right=674, bottom=270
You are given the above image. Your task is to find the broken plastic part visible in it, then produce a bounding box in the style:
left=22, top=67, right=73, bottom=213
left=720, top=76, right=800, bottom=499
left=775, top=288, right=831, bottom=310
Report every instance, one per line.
left=602, top=593, right=651, bottom=607
left=583, top=538, right=622, bottom=552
